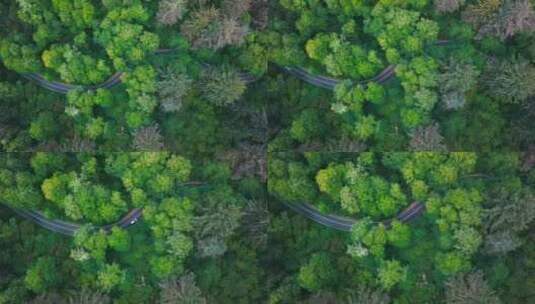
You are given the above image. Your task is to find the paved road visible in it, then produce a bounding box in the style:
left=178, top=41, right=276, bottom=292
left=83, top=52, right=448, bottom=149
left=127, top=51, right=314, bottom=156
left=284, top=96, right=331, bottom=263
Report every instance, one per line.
left=24, top=72, right=124, bottom=94
left=283, top=64, right=396, bottom=90
left=284, top=201, right=425, bottom=231
left=3, top=201, right=424, bottom=235
left=19, top=40, right=449, bottom=93
left=22, top=54, right=257, bottom=94
left=5, top=206, right=143, bottom=236
left=5, top=42, right=446, bottom=233
left=22, top=63, right=392, bottom=93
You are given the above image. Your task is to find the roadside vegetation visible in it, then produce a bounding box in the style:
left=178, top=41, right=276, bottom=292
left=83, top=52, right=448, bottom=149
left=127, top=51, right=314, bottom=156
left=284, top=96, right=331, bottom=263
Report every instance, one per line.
left=0, top=0, right=534, bottom=303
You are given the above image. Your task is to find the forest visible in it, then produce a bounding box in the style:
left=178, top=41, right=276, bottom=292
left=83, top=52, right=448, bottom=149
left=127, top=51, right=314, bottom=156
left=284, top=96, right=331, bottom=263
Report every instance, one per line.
left=0, top=0, right=534, bottom=303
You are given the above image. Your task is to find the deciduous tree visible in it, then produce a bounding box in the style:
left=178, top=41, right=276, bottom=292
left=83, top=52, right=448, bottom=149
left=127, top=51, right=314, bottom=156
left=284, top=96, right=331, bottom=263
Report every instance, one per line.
left=160, top=272, right=207, bottom=304
left=97, top=263, right=125, bottom=292
left=157, top=71, right=193, bottom=113
left=156, top=0, right=188, bottom=26
left=193, top=196, right=242, bottom=257
left=482, top=56, right=535, bottom=103
left=445, top=271, right=501, bottom=304
left=435, top=0, right=466, bottom=13
left=180, top=7, right=248, bottom=50
left=132, top=124, right=165, bottom=151
left=67, top=289, right=110, bottom=304
left=298, top=253, right=336, bottom=292
left=438, top=59, right=479, bottom=110
left=378, top=260, right=407, bottom=290
left=200, top=66, right=246, bottom=106
left=409, top=123, right=447, bottom=151
left=24, top=257, right=59, bottom=293
left=346, top=286, right=390, bottom=304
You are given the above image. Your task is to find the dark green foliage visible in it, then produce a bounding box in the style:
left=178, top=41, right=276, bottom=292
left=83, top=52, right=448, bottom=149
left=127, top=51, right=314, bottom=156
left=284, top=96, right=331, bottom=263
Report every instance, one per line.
left=1, top=0, right=535, bottom=303
left=298, top=253, right=336, bottom=291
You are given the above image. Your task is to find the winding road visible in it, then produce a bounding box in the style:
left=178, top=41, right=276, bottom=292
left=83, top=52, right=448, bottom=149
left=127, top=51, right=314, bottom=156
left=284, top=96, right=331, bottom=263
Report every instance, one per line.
left=19, top=40, right=450, bottom=93
left=284, top=201, right=425, bottom=232
left=21, top=62, right=258, bottom=94
left=2, top=201, right=425, bottom=236
left=22, top=63, right=394, bottom=94
left=2, top=42, right=450, bottom=234
left=5, top=206, right=143, bottom=236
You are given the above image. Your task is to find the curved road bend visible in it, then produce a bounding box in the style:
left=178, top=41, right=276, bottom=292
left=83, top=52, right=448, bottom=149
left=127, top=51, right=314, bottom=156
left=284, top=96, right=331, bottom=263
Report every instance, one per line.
left=285, top=40, right=449, bottom=90
left=4, top=201, right=424, bottom=236
left=283, top=64, right=396, bottom=90
left=281, top=201, right=425, bottom=232
left=18, top=40, right=450, bottom=93
left=23, top=60, right=257, bottom=94
left=5, top=206, right=143, bottom=236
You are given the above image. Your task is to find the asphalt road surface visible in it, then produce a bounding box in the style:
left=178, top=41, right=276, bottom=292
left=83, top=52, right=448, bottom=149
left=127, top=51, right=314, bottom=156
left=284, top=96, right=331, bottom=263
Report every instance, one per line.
left=21, top=40, right=450, bottom=93
left=4, top=202, right=424, bottom=235
left=4, top=42, right=449, bottom=234
left=284, top=201, right=425, bottom=232
left=5, top=206, right=143, bottom=236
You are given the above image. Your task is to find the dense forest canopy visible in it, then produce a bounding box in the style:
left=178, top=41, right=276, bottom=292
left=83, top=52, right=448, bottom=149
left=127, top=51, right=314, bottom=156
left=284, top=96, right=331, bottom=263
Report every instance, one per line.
left=0, top=0, right=534, bottom=303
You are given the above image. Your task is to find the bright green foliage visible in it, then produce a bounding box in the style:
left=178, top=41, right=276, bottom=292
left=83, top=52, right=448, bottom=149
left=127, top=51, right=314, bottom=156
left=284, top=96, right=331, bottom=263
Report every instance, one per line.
left=396, top=57, right=439, bottom=126
left=95, top=5, right=158, bottom=70
left=290, top=109, right=325, bottom=142
left=65, top=88, right=114, bottom=139
left=350, top=216, right=389, bottom=258
left=108, top=227, right=130, bottom=252
left=29, top=112, right=60, bottom=140
left=453, top=226, right=482, bottom=256
left=298, top=253, right=336, bottom=292
left=30, top=153, right=67, bottom=178
left=306, top=33, right=384, bottom=79
left=436, top=252, right=470, bottom=276
left=105, top=152, right=192, bottom=196
left=51, top=0, right=95, bottom=31
left=268, top=158, right=318, bottom=203
left=366, top=5, right=439, bottom=57
left=14, top=0, right=63, bottom=47
left=24, top=257, right=59, bottom=293
left=1, top=0, right=535, bottom=302
left=0, top=36, right=42, bottom=72
left=387, top=221, right=411, bottom=248
left=122, top=65, right=158, bottom=128
left=66, top=89, right=113, bottom=116
left=333, top=81, right=366, bottom=114
left=316, top=159, right=407, bottom=216
left=378, top=260, right=407, bottom=290
left=41, top=167, right=128, bottom=223
left=0, top=159, right=43, bottom=209
left=42, top=44, right=111, bottom=84
left=97, top=263, right=125, bottom=291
